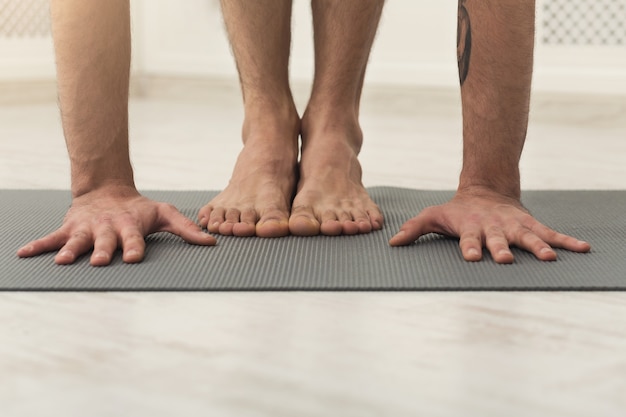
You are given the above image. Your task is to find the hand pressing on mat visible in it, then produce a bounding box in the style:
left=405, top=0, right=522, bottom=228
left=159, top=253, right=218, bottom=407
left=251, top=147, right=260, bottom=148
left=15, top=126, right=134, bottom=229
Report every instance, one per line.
left=16, top=2, right=214, bottom=265
left=389, top=1, right=590, bottom=263
left=17, top=186, right=216, bottom=266
left=389, top=187, right=591, bottom=263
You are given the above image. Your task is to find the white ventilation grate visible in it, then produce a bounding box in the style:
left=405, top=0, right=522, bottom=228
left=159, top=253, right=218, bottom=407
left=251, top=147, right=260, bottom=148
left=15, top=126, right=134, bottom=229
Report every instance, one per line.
left=0, top=0, right=50, bottom=38
left=542, top=0, right=626, bottom=45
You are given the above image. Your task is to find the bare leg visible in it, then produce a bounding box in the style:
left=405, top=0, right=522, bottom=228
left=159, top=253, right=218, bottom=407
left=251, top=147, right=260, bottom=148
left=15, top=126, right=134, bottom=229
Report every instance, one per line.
left=198, top=0, right=300, bottom=237
left=289, top=0, right=385, bottom=236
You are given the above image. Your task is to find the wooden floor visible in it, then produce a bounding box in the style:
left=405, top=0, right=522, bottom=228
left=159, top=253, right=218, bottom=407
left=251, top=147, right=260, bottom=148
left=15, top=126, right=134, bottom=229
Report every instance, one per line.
left=1, top=78, right=625, bottom=417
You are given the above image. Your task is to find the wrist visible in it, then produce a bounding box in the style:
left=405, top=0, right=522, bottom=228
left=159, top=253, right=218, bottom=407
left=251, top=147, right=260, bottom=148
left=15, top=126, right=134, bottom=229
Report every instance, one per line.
left=458, top=169, right=521, bottom=201
left=70, top=159, right=135, bottom=198
left=71, top=181, right=138, bottom=201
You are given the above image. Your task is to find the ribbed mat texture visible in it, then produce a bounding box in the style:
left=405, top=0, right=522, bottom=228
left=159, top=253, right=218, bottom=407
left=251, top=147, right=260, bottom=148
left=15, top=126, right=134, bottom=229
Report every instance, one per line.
left=1, top=187, right=624, bottom=290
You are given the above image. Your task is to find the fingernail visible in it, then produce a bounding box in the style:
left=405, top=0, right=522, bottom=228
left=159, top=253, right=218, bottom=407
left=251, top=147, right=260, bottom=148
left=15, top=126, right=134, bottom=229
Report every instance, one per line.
left=93, top=252, right=108, bottom=259
left=499, top=249, right=511, bottom=256
left=59, top=250, right=72, bottom=258
left=393, top=231, right=405, bottom=238
left=577, top=240, right=588, bottom=246
left=126, top=249, right=139, bottom=258
left=541, top=248, right=554, bottom=255
left=468, top=248, right=480, bottom=257
left=20, top=245, right=33, bottom=252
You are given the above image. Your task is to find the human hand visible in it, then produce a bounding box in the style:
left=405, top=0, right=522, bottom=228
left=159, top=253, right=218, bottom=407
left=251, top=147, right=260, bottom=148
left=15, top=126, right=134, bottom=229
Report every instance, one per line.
left=389, top=187, right=591, bottom=263
left=17, top=185, right=216, bottom=266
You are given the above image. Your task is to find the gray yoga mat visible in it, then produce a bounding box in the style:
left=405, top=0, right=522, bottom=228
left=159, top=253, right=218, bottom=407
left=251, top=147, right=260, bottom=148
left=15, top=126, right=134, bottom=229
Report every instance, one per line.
left=1, top=187, right=624, bottom=291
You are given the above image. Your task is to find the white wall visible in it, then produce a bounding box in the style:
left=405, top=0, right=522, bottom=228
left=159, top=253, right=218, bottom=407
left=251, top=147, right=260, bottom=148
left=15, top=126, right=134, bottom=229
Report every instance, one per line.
left=0, top=0, right=144, bottom=81
left=0, top=37, right=55, bottom=80
left=135, top=0, right=626, bottom=94
left=0, top=0, right=625, bottom=95
left=135, top=0, right=460, bottom=87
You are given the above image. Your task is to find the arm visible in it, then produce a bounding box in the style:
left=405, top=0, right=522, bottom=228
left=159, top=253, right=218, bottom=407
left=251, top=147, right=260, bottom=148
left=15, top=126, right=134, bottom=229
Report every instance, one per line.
left=390, top=0, right=590, bottom=263
left=53, top=0, right=135, bottom=197
left=17, top=0, right=215, bottom=265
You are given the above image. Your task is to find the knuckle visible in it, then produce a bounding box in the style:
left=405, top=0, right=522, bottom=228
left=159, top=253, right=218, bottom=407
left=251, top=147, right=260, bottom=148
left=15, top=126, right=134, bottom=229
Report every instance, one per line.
left=485, top=224, right=503, bottom=237
left=71, top=230, right=89, bottom=241
left=541, top=227, right=559, bottom=241
left=182, top=218, right=198, bottom=229
left=96, top=214, right=114, bottom=225
left=125, top=232, right=145, bottom=242
left=517, top=227, right=535, bottom=242
left=459, top=234, right=480, bottom=246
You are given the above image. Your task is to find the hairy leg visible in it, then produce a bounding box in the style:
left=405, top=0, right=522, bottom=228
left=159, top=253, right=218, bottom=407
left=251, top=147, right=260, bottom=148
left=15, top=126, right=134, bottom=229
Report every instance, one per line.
left=289, top=0, right=385, bottom=236
left=198, top=0, right=300, bottom=237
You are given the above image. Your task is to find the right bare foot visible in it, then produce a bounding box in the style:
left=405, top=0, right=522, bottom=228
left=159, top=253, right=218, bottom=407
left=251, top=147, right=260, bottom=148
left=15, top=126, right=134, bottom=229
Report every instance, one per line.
left=198, top=111, right=300, bottom=238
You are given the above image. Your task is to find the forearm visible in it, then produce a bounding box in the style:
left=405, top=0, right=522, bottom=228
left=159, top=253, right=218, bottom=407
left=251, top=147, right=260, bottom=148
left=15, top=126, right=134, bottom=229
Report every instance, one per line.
left=50, top=0, right=134, bottom=197
left=457, top=0, right=535, bottom=199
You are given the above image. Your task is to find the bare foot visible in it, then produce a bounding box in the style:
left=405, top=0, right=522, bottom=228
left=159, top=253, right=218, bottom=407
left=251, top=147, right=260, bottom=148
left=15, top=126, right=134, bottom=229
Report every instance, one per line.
left=198, top=113, right=299, bottom=237
left=289, top=114, right=384, bottom=236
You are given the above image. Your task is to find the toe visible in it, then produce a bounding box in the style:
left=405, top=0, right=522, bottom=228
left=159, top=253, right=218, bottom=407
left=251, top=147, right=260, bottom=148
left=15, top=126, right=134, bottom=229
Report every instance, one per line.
left=207, top=207, right=226, bottom=233
left=336, top=210, right=359, bottom=235
left=367, top=206, right=384, bottom=230
left=351, top=208, right=373, bottom=234
left=319, top=210, right=342, bottom=236
left=217, top=208, right=241, bottom=235
left=232, top=208, right=257, bottom=237
left=198, top=205, right=212, bottom=228
left=289, top=206, right=321, bottom=236
left=257, top=207, right=290, bottom=238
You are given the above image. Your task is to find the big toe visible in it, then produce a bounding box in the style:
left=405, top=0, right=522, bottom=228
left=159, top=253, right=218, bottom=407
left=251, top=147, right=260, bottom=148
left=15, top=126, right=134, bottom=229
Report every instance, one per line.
left=257, top=208, right=290, bottom=238
left=289, top=207, right=321, bottom=236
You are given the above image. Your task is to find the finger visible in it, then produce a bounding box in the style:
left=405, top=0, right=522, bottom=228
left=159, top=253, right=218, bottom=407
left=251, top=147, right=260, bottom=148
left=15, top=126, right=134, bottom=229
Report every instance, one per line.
left=458, top=228, right=484, bottom=262
left=118, top=227, right=146, bottom=264
left=506, top=226, right=556, bottom=261
left=90, top=226, right=119, bottom=266
left=530, top=222, right=591, bottom=253
left=160, top=205, right=217, bottom=246
left=389, top=207, right=439, bottom=246
left=55, top=230, right=94, bottom=265
left=485, top=227, right=514, bottom=264
left=17, top=229, right=68, bottom=258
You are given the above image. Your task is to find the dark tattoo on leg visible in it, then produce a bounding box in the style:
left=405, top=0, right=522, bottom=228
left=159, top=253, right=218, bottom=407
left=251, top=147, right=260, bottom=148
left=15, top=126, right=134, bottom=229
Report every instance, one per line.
left=457, top=0, right=472, bottom=86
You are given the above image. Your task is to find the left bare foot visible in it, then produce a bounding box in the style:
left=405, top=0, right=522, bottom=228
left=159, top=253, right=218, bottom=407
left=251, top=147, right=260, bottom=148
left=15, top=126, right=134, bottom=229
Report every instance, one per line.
left=289, top=113, right=384, bottom=236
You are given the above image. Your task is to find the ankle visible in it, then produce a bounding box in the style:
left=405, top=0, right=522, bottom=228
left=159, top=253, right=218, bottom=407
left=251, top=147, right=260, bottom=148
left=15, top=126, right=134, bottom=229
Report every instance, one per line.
left=301, top=108, right=363, bottom=153
left=244, top=91, right=299, bottom=122
left=242, top=102, right=300, bottom=146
